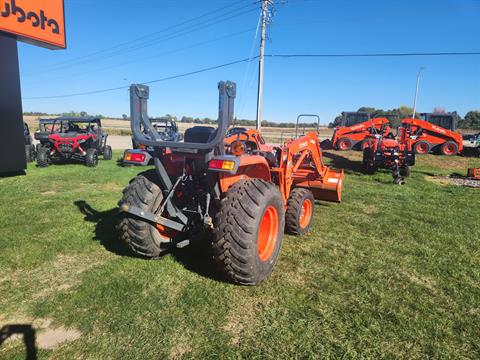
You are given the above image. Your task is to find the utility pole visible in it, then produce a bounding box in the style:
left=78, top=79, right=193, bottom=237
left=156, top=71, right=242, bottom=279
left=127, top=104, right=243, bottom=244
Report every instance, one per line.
left=412, top=66, right=425, bottom=118
left=256, top=0, right=272, bottom=130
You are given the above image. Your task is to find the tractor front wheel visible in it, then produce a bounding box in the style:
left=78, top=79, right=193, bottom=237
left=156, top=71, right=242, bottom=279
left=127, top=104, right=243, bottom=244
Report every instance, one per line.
left=212, top=179, right=284, bottom=285
left=36, top=146, right=50, bottom=167
left=118, top=170, right=172, bottom=258
left=85, top=149, right=99, bottom=167
left=285, top=188, right=315, bottom=235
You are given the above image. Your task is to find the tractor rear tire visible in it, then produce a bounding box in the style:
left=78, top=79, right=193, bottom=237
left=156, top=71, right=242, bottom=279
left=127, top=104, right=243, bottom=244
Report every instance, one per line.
left=212, top=179, right=284, bottom=285
left=285, top=188, right=315, bottom=235
left=399, top=165, right=411, bottom=177
left=36, top=146, right=50, bottom=167
left=85, top=149, right=98, bottom=167
left=440, top=141, right=458, bottom=156
left=103, top=145, right=113, bottom=160
left=337, top=137, right=352, bottom=151
left=414, top=141, right=430, bottom=155
left=117, top=170, right=171, bottom=258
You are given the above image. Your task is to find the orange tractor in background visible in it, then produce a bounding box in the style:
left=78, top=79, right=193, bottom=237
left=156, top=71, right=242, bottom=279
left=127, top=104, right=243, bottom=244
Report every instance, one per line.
left=401, top=113, right=463, bottom=156
left=362, top=123, right=416, bottom=184
left=118, top=81, right=344, bottom=285
left=326, top=112, right=393, bottom=151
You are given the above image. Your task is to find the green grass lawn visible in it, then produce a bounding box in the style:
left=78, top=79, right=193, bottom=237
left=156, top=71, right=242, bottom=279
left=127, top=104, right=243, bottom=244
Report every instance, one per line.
left=1, top=151, right=479, bottom=359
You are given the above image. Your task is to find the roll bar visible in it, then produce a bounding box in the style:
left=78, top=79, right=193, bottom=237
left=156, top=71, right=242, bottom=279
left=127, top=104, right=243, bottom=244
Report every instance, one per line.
left=295, top=114, right=320, bottom=138
left=130, top=81, right=236, bottom=150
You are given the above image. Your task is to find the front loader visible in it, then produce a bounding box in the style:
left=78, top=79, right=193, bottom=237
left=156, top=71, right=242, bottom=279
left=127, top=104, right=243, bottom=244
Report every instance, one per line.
left=324, top=112, right=392, bottom=151
left=118, top=81, right=344, bottom=285
left=401, top=113, right=463, bottom=156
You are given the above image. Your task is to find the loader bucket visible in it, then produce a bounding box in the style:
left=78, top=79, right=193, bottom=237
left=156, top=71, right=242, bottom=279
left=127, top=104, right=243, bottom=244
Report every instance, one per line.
left=320, top=138, right=334, bottom=150
left=298, top=167, right=344, bottom=203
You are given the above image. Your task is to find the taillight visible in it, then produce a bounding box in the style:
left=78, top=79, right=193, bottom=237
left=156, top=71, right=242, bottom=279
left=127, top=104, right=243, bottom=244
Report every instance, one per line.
left=209, top=159, right=236, bottom=171
left=124, top=153, right=146, bottom=162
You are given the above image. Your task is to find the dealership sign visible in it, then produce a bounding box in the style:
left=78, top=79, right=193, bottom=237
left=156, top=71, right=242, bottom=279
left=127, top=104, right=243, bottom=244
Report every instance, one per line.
left=0, top=0, right=66, bottom=49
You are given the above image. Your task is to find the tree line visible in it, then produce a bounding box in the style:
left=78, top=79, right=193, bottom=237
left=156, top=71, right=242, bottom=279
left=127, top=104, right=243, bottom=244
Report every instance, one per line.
left=25, top=108, right=480, bottom=129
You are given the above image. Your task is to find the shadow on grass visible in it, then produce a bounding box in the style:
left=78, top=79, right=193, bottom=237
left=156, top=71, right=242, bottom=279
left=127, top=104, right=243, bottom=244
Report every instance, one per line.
left=74, top=200, right=131, bottom=257
left=322, top=151, right=366, bottom=174
left=0, top=324, right=37, bottom=360
left=73, top=200, right=224, bottom=282
left=171, top=241, right=224, bottom=283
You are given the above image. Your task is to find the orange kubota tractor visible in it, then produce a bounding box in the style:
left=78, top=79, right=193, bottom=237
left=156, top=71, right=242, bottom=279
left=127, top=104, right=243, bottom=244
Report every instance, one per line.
left=118, top=81, right=344, bottom=285
left=401, top=113, right=463, bottom=156
left=327, top=112, right=392, bottom=151
left=362, top=124, right=416, bottom=184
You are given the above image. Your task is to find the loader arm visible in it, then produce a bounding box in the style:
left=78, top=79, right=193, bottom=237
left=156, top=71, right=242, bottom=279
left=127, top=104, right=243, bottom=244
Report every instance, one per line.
left=279, top=132, right=343, bottom=203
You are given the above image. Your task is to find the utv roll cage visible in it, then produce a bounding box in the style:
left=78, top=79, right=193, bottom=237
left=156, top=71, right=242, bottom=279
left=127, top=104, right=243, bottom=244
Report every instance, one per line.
left=38, top=117, right=102, bottom=134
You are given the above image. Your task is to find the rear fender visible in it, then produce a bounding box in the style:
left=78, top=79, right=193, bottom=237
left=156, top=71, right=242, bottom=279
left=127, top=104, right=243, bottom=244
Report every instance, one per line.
left=217, top=155, right=271, bottom=193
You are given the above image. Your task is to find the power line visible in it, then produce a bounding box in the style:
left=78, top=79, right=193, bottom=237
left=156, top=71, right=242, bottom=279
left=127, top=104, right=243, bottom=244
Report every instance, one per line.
left=24, top=1, right=259, bottom=76
left=25, top=0, right=252, bottom=74
left=265, top=52, right=480, bottom=58
left=23, top=51, right=480, bottom=100
left=23, top=57, right=258, bottom=100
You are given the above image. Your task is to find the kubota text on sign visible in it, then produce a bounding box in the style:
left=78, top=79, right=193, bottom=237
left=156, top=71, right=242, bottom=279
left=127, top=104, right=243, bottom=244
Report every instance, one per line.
left=0, top=0, right=65, bottom=49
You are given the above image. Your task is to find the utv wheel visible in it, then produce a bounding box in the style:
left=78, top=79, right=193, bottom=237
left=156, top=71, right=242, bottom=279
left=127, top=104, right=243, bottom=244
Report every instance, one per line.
left=118, top=170, right=172, bottom=258
left=285, top=188, right=315, bottom=235
left=85, top=149, right=98, bottom=167
left=212, top=179, right=284, bottom=285
left=440, top=141, right=458, bottom=156
left=414, top=141, right=430, bottom=155
left=36, top=146, right=50, bottom=167
left=337, top=137, right=352, bottom=151
left=25, top=145, right=34, bottom=162
left=399, top=165, right=411, bottom=177
left=103, top=145, right=113, bottom=160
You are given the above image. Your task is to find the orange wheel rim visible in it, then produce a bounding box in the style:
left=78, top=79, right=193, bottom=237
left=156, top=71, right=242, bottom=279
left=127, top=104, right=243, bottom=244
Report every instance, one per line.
left=444, top=144, right=455, bottom=155
left=339, top=140, right=349, bottom=150
left=417, top=144, right=428, bottom=154
left=257, top=206, right=279, bottom=261
left=299, top=199, right=313, bottom=229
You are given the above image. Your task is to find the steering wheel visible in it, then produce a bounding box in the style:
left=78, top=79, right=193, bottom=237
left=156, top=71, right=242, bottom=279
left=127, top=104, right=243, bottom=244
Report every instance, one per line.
left=225, top=130, right=253, bottom=155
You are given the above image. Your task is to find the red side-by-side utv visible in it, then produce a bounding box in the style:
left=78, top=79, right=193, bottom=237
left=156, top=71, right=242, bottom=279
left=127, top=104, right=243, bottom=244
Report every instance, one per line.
left=401, top=113, right=463, bottom=156
left=34, top=117, right=112, bottom=167
left=117, top=81, right=344, bottom=285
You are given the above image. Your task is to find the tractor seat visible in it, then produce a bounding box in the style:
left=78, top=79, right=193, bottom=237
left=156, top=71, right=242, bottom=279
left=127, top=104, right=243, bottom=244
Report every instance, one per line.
left=184, top=126, right=216, bottom=144
left=381, top=138, right=399, bottom=148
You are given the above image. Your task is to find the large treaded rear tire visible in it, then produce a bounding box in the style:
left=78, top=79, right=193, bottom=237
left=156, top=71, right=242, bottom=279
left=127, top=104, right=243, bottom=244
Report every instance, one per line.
left=117, top=170, right=171, bottom=258
left=212, top=179, right=284, bottom=285
left=285, top=188, right=315, bottom=236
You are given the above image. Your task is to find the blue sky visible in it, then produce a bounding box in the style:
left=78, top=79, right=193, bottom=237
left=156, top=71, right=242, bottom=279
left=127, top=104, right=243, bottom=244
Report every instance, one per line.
left=18, top=0, right=480, bottom=124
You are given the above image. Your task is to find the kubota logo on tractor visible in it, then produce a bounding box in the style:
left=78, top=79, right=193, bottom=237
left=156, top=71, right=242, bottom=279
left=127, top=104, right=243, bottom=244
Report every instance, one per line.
left=0, top=0, right=65, bottom=49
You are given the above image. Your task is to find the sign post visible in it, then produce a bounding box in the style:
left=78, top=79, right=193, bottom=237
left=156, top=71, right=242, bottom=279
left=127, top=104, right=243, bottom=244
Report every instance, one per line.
left=0, top=0, right=66, bottom=175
